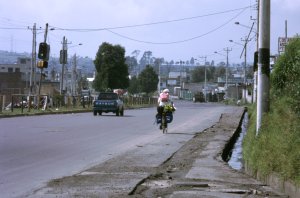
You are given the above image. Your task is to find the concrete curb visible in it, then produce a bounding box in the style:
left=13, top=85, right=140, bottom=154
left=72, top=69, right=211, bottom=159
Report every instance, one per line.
left=245, top=162, right=300, bottom=198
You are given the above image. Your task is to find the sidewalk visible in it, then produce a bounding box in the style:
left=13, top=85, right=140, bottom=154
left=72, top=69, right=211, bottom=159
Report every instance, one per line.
left=29, top=107, right=288, bottom=198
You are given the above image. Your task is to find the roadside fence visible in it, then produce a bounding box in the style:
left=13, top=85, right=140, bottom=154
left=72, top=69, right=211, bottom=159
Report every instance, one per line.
left=0, top=94, right=157, bottom=115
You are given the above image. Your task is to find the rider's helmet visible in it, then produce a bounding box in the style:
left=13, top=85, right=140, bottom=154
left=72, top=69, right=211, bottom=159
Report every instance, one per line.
left=162, top=89, right=169, bottom=93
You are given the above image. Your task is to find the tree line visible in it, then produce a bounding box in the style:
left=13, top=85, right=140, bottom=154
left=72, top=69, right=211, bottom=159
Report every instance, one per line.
left=92, top=42, right=254, bottom=95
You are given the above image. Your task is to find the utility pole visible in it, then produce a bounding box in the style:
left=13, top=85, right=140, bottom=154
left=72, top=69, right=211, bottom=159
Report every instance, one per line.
left=30, top=23, right=37, bottom=96
left=241, top=38, right=248, bottom=103
left=253, top=0, right=260, bottom=103
left=285, top=20, right=288, bottom=39
left=158, top=59, right=161, bottom=94
left=256, top=0, right=270, bottom=134
left=240, top=22, right=255, bottom=104
left=224, top=48, right=232, bottom=98
left=60, top=36, right=67, bottom=95
left=199, top=56, right=207, bottom=102
left=71, top=54, right=77, bottom=96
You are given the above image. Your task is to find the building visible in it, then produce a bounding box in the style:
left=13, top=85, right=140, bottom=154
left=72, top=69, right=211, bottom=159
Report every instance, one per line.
left=0, top=57, right=32, bottom=95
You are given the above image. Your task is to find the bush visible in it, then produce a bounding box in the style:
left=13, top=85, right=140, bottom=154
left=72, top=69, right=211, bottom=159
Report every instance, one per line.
left=243, top=37, right=300, bottom=185
left=243, top=99, right=300, bottom=184
left=271, top=37, right=300, bottom=114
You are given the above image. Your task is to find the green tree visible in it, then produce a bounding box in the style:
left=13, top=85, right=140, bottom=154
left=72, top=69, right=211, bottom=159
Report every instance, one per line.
left=214, top=66, right=226, bottom=80
left=93, top=42, right=129, bottom=91
left=138, top=65, right=158, bottom=95
left=191, top=66, right=205, bottom=82
left=128, top=76, right=140, bottom=94
left=191, top=66, right=224, bottom=83
left=125, top=56, right=138, bottom=75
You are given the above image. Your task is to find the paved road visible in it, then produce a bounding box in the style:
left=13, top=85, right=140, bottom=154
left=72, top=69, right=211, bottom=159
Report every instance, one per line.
left=0, top=101, right=233, bottom=198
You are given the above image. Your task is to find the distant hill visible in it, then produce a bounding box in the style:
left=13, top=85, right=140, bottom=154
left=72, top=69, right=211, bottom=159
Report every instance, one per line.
left=0, top=50, right=31, bottom=64
left=0, top=50, right=95, bottom=76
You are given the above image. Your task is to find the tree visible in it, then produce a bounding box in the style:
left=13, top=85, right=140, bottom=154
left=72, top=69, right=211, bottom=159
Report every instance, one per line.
left=93, top=42, right=129, bottom=91
left=139, top=51, right=152, bottom=71
left=190, top=57, right=195, bottom=65
left=138, top=65, right=158, bottom=95
left=153, top=58, right=164, bottom=74
left=128, top=76, right=140, bottom=94
left=191, top=66, right=205, bottom=82
left=215, top=66, right=226, bottom=80
left=125, top=56, right=138, bottom=75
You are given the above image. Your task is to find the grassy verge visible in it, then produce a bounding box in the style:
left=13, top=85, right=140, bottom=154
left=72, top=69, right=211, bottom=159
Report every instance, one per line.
left=0, top=103, right=156, bottom=118
left=0, top=106, right=92, bottom=117
left=243, top=97, right=300, bottom=185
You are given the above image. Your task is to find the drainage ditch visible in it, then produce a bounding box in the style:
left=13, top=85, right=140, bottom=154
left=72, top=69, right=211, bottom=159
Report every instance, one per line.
left=222, top=109, right=248, bottom=170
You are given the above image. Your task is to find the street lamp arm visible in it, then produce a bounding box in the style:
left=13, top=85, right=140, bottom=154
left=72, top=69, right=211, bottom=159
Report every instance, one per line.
left=229, top=40, right=243, bottom=46
left=214, top=51, right=225, bottom=56
left=235, top=21, right=257, bottom=33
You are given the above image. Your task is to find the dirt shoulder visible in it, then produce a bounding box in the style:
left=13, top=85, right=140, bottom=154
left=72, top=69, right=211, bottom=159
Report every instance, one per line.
left=28, top=107, right=287, bottom=198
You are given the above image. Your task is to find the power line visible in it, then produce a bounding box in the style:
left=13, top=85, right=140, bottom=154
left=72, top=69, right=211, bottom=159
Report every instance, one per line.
left=49, top=5, right=253, bottom=32
left=105, top=7, right=248, bottom=45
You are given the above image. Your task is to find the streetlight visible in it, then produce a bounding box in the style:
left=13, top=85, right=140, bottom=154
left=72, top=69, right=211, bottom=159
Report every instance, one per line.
left=233, top=22, right=255, bottom=103
left=215, top=48, right=231, bottom=99
left=69, top=43, right=83, bottom=48
left=235, top=22, right=257, bottom=33
left=69, top=43, right=83, bottom=96
left=229, top=39, right=248, bottom=103
left=60, top=38, right=82, bottom=95
left=214, top=51, right=227, bottom=89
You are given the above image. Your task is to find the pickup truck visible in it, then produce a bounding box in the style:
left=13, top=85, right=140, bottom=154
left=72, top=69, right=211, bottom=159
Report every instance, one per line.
left=92, top=92, right=124, bottom=116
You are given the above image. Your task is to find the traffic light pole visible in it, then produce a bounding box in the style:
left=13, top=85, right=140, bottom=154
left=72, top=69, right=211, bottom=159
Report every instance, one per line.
left=38, top=23, right=49, bottom=96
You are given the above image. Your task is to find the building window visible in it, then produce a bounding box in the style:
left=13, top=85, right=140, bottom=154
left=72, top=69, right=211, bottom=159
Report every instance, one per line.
left=20, top=58, right=26, bottom=64
left=15, top=68, right=20, bottom=72
left=8, top=68, right=13, bottom=73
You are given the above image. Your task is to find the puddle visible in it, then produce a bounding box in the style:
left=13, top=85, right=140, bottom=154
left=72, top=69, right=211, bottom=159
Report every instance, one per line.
left=142, top=180, right=172, bottom=188
left=228, top=112, right=248, bottom=170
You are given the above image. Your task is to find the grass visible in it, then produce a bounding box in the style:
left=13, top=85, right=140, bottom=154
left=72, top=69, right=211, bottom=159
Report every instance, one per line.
left=243, top=97, right=300, bottom=185
left=0, top=102, right=156, bottom=118
left=0, top=106, right=92, bottom=117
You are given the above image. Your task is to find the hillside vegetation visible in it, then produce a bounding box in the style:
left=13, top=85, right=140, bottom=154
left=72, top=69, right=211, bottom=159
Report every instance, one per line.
left=243, top=37, right=300, bottom=185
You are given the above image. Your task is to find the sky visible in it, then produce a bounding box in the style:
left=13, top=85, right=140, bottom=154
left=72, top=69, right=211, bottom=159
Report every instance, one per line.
left=0, top=0, right=300, bottom=65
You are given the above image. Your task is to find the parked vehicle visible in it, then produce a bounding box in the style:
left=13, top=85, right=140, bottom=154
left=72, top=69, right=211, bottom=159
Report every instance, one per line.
left=193, top=92, right=205, bottom=102
left=92, top=92, right=124, bottom=116
left=80, top=89, right=92, bottom=105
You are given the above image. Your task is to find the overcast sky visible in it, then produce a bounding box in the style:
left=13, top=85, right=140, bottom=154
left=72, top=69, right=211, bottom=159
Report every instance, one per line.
left=0, top=0, right=299, bottom=64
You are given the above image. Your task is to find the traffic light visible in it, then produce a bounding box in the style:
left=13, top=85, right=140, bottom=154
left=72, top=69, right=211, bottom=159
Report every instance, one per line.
left=60, top=49, right=68, bottom=64
left=38, top=42, right=50, bottom=60
left=37, top=60, right=48, bottom=68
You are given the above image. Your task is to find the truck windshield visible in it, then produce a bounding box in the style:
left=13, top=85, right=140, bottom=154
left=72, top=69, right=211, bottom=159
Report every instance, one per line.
left=98, top=93, right=118, bottom=100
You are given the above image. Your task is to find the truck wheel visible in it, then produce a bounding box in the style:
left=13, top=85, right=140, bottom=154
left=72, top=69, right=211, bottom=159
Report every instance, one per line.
left=116, top=110, right=120, bottom=116
left=120, top=108, right=124, bottom=116
left=98, top=111, right=102, bottom=115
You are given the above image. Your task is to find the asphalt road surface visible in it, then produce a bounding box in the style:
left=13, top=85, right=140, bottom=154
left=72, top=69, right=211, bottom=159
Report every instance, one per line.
left=0, top=100, right=234, bottom=198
